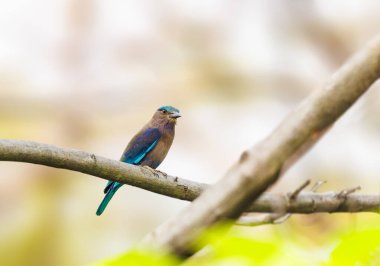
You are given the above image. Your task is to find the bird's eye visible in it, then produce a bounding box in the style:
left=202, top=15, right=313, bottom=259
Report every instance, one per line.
left=162, top=110, right=167, bottom=114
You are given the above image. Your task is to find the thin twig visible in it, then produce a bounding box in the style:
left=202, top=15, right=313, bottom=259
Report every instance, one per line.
left=310, top=180, right=326, bottom=192
left=289, top=179, right=311, bottom=200
left=236, top=213, right=286, bottom=226
left=338, top=186, right=361, bottom=198
left=237, top=179, right=313, bottom=226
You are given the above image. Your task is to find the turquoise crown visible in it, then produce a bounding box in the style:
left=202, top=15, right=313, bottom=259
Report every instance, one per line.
left=158, top=106, right=180, bottom=113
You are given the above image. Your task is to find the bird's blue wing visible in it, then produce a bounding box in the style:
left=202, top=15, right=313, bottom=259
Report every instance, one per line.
left=120, top=127, right=161, bottom=164
left=103, top=128, right=160, bottom=195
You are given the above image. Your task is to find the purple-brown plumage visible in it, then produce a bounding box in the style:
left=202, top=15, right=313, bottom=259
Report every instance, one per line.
left=124, top=107, right=178, bottom=168
left=96, top=106, right=181, bottom=215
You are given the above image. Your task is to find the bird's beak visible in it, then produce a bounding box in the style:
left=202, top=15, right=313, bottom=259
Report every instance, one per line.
left=170, top=112, right=181, bottom=119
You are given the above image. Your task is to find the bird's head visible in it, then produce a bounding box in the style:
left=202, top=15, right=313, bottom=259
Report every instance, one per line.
left=152, top=105, right=181, bottom=126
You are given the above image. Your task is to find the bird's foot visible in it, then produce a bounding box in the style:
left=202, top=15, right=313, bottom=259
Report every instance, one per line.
left=155, top=169, right=168, bottom=178
left=142, top=165, right=159, bottom=177
left=142, top=166, right=167, bottom=178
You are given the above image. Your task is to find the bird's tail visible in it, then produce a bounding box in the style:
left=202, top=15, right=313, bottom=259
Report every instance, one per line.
left=96, top=182, right=121, bottom=216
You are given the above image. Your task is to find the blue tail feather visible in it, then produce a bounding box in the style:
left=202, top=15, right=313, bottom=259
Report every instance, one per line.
left=96, top=182, right=122, bottom=216
left=104, top=181, right=113, bottom=194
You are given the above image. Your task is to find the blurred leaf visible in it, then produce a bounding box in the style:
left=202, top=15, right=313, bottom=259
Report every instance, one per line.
left=206, top=224, right=277, bottom=263
left=185, top=222, right=312, bottom=266
left=211, top=235, right=278, bottom=265
left=328, top=230, right=380, bottom=266
left=92, top=248, right=180, bottom=266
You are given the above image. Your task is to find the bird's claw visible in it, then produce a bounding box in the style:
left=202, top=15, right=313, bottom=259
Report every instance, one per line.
left=155, top=169, right=168, bottom=178
left=142, top=166, right=167, bottom=178
left=142, top=165, right=159, bottom=177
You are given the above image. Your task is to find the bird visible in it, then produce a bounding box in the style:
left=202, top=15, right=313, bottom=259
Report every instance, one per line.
left=96, top=105, right=181, bottom=216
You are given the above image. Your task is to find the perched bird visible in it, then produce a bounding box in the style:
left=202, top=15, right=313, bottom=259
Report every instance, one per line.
left=96, top=106, right=181, bottom=216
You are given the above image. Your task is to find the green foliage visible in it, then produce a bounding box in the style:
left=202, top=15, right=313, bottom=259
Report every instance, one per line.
left=185, top=223, right=311, bottom=266
left=328, top=230, right=380, bottom=266
left=189, top=222, right=279, bottom=265
left=92, top=249, right=180, bottom=266
left=95, top=216, right=380, bottom=266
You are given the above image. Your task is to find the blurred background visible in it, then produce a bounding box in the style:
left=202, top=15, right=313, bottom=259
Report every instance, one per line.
left=1, top=0, right=380, bottom=265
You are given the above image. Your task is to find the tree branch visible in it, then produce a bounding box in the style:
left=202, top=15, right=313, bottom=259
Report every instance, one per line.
left=0, top=139, right=206, bottom=201
left=237, top=181, right=368, bottom=226
left=142, top=34, right=380, bottom=256
left=237, top=179, right=314, bottom=226
left=0, top=139, right=378, bottom=215
left=249, top=191, right=380, bottom=213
